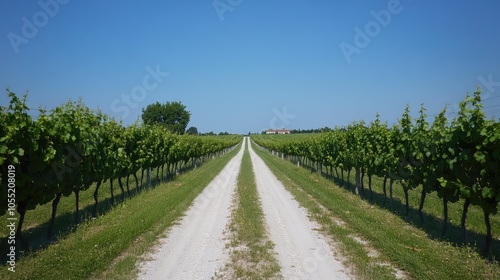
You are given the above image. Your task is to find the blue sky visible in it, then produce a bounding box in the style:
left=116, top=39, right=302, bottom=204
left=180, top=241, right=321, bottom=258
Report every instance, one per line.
left=1, top=0, right=499, bottom=134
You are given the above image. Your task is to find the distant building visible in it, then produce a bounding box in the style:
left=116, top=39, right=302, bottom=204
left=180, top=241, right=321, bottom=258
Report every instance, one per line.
left=265, top=129, right=290, bottom=135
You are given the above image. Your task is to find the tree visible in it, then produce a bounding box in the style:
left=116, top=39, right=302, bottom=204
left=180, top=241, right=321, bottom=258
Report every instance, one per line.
left=142, top=101, right=190, bottom=134
left=186, top=126, right=198, bottom=135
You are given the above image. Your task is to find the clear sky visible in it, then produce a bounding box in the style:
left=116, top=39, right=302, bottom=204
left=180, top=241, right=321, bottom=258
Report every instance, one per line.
left=1, top=0, right=499, bottom=134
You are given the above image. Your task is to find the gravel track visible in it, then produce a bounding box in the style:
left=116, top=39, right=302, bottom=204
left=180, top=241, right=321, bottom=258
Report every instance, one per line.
left=137, top=138, right=351, bottom=279
left=248, top=142, right=351, bottom=280
left=137, top=138, right=245, bottom=280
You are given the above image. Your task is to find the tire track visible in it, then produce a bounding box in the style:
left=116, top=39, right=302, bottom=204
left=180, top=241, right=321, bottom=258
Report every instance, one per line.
left=248, top=141, right=352, bottom=280
left=137, top=138, right=245, bottom=280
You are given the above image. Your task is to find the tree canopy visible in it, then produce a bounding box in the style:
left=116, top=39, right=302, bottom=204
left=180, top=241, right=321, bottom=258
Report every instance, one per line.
left=186, top=126, right=198, bottom=135
left=142, top=101, right=190, bottom=134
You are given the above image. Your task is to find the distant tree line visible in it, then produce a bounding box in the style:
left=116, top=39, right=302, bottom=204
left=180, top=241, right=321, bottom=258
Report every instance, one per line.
left=258, top=127, right=333, bottom=134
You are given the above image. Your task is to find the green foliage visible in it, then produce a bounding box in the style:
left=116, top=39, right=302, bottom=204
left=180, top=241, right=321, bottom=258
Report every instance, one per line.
left=0, top=91, right=57, bottom=214
left=0, top=90, right=241, bottom=243
left=186, top=126, right=198, bottom=135
left=141, top=101, right=191, bottom=134
left=252, top=88, right=500, bottom=253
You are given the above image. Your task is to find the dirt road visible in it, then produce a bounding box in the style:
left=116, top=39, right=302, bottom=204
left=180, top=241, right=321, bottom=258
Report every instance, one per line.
left=248, top=142, right=351, bottom=280
left=137, top=138, right=245, bottom=280
left=138, top=138, right=351, bottom=279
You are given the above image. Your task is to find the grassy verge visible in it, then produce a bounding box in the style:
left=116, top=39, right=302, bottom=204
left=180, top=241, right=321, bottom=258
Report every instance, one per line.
left=223, top=139, right=281, bottom=279
left=0, top=158, right=203, bottom=260
left=0, top=142, right=241, bottom=280
left=252, top=141, right=500, bottom=280
left=294, top=154, right=499, bottom=256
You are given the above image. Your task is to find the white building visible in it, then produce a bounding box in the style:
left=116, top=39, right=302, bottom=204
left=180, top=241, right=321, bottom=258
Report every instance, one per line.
left=265, top=129, right=291, bottom=134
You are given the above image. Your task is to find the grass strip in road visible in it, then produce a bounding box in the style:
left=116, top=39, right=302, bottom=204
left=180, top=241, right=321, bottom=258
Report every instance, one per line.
left=252, top=141, right=500, bottom=280
left=225, top=140, right=281, bottom=279
left=0, top=142, right=242, bottom=280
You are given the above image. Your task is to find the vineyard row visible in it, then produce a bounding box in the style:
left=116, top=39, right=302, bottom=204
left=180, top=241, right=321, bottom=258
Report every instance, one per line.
left=0, top=90, right=242, bottom=247
left=253, top=89, right=499, bottom=253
